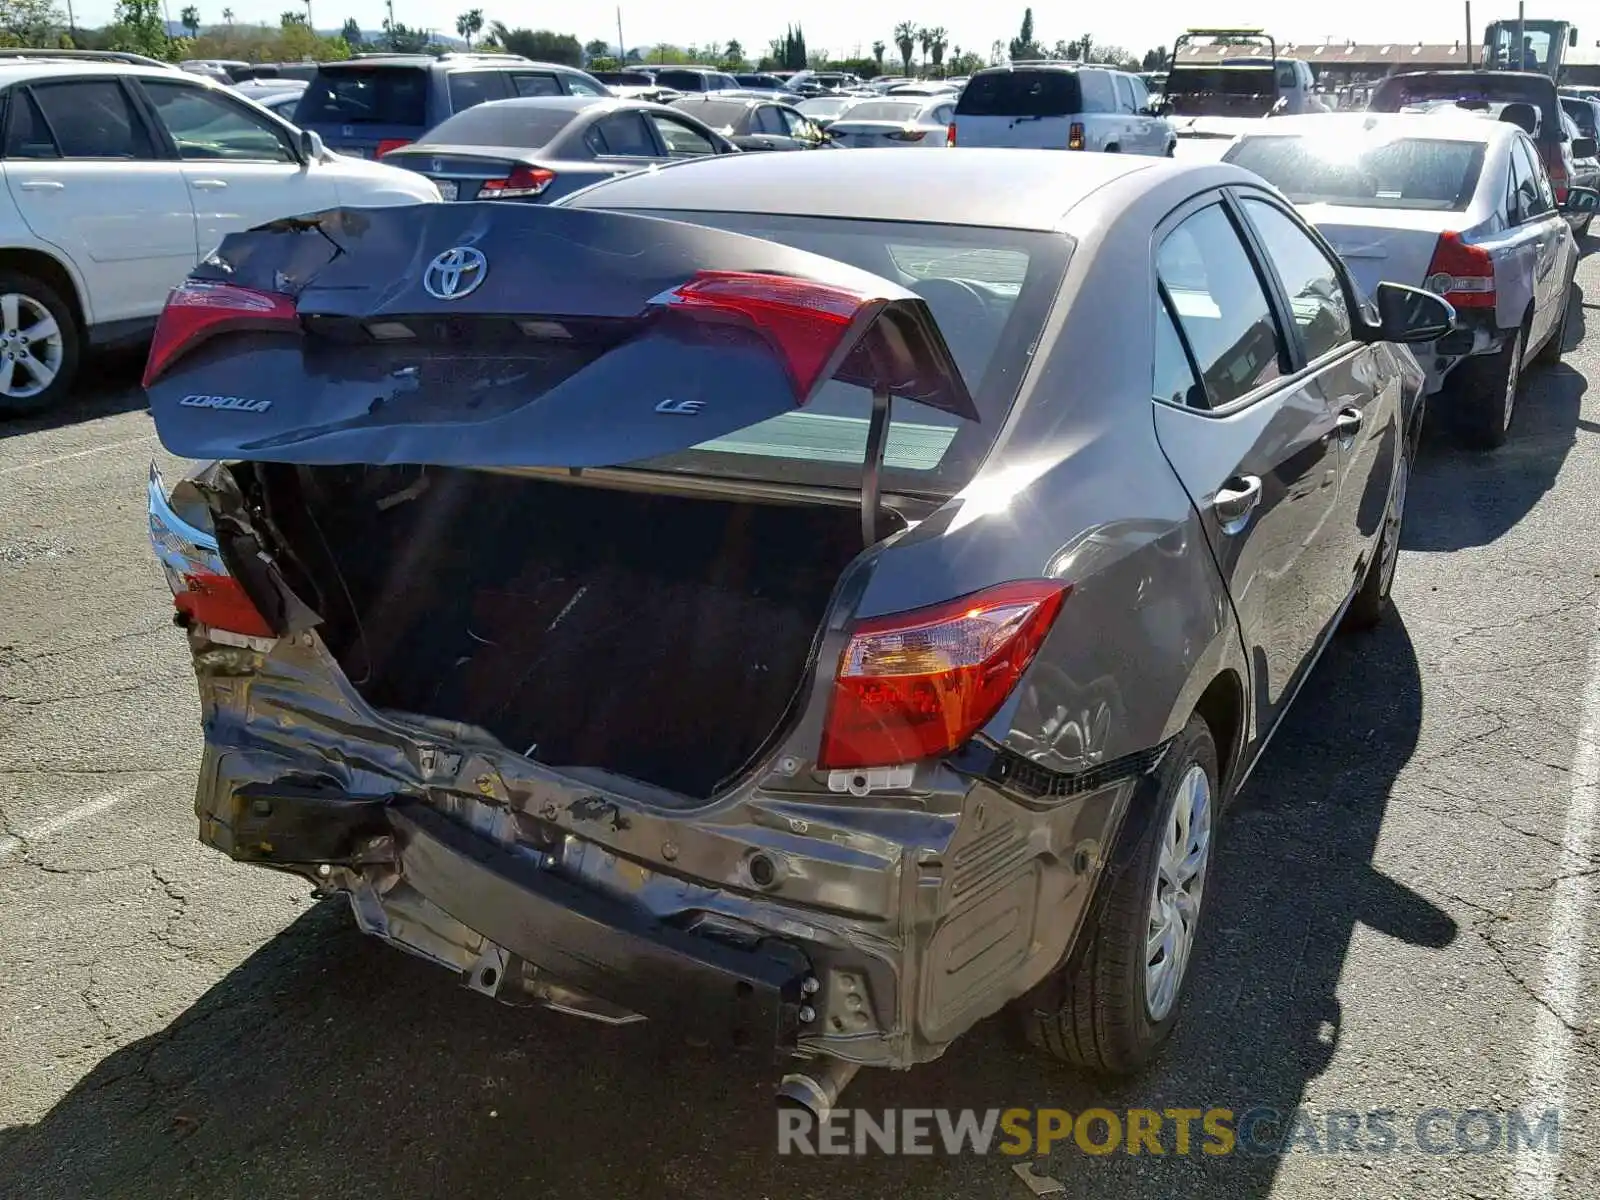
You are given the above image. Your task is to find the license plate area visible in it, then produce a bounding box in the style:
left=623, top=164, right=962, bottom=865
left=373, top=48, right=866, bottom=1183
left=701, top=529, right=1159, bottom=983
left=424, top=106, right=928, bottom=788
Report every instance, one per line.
left=435, top=179, right=459, bottom=201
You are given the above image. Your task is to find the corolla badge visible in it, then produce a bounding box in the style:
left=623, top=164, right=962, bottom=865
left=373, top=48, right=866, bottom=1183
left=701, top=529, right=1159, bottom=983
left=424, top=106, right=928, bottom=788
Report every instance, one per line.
left=423, top=246, right=488, bottom=300
left=179, top=394, right=272, bottom=413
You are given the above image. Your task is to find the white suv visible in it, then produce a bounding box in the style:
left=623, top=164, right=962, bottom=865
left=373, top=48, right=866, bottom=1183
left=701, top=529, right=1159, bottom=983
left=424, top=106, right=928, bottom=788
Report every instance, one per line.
left=950, top=63, right=1174, bottom=155
left=0, top=58, right=439, bottom=413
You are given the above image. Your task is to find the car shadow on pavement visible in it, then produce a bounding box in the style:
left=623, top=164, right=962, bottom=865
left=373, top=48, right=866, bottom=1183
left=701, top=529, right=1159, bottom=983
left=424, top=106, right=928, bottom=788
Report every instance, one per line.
left=0, top=350, right=145, bottom=438
left=0, top=620, right=1437, bottom=1200
left=1403, top=296, right=1587, bottom=553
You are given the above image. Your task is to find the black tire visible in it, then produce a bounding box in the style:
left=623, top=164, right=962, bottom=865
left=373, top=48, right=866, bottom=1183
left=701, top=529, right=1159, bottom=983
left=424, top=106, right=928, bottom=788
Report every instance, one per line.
left=1104, top=143, right=1121, bottom=153
left=1343, top=434, right=1411, bottom=631
left=0, top=269, right=80, bottom=416
left=1165, top=141, right=1176, bottom=157
left=1452, top=323, right=1523, bottom=451
left=1015, top=714, right=1220, bottom=1075
left=1534, top=271, right=1573, bottom=368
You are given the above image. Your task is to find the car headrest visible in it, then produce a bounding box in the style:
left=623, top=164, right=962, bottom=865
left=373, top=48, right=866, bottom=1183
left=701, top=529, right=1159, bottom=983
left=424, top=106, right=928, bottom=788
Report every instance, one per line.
left=1499, top=102, right=1540, bottom=136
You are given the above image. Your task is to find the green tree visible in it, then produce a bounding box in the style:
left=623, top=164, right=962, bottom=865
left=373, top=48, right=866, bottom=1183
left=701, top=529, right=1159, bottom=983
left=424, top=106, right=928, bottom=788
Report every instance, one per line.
left=489, top=23, right=582, bottom=66
left=893, top=20, right=914, bottom=74
left=179, top=4, right=200, bottom=38
left=723, top=38, right=742, bottom=68
left=109, top=0, right=168, bottom=58
left=1141, top=45, right=1166, bottom=71
left=340, top=16, right=360, bottom=46
left=281, top=10, right=305, bottom=26
left=1009, top=8, right=1042, bottom=61
left=583, top=37, right=608, bottom=59
left=1, top=0, right=64, bottom=45
left=221, top=6, right=232, bottom=21
left=456, top=8, right=482, bottom=48
left=870, top=39, right=884, bottom=73
left=926, top=26, right=946, bottom=75
left=383, top=18, right=428, bottom=52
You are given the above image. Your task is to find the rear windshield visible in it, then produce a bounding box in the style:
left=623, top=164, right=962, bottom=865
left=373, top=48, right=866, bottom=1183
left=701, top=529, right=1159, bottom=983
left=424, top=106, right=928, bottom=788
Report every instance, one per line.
left=1370, top=76, right=1556, bottom=135
left=617, top=211, right=1070, bottom=494
left=655, top=70, right=710, bottom=91
left=1225, top=135, right=1487, bottom=211
left=420, top=103, right=582, bottom=149
left=297, top=66, right=427, bottom=127
left=957, top=70, right=1083, bottom=118
left=1166, top=67, right=1277, bottom=96
left=799, top=96, right=855, bottom=116
left=842, top=100, right=924, bottom=122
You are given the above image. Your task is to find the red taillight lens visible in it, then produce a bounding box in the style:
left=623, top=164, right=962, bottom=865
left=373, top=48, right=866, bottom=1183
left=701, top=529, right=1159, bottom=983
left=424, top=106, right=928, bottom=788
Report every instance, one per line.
left=1068, top=122, right=1085, bottom=150
left=1543, top=146, right=1570, bottom=203
left=148, top=466, right=275, bottom=639
left=1424, top=232, right=1496, bottom=309
left=375, top=138, right=412, bottom=157
left=142, top=281, right=298, bottom=387
left=479, top=165, right=556, bottom=199
left=818, top=581, right=1069, bottom=770
left=946, top=121, right=956, bottom=146
left=659, top=270, right=877, bottom=400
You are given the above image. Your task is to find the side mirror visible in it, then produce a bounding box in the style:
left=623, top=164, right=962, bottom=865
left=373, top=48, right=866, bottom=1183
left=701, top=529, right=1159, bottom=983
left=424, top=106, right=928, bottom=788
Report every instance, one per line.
left=1370, top=281, right=1456, bottom=344
left=1563, top=185, right=1600, bottom=214
left=1572, top=136, right=1598, bottom=160
left=299, top=129, right=325, bottom=161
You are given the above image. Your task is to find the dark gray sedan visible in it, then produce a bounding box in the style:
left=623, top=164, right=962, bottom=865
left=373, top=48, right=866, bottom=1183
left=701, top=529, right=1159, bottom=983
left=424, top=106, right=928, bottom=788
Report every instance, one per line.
left=380, top=95, right=736, bottom=203
left=668, top=94, right=830, bottom=151
left=141, top=150, right=1448, bottom=1113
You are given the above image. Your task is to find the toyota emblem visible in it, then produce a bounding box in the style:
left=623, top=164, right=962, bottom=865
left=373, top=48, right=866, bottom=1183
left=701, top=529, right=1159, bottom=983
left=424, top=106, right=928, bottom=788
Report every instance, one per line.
left=422, top=246, right=488, bottom=300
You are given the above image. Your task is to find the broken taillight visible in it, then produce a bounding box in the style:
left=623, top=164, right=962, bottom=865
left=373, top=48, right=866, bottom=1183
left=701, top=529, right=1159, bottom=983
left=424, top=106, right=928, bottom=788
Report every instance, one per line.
left=1424, top=232, right=1496, bottom=309
left=142, top=280, right=300, bottom=388
left=147, top=465, right=275, bottom=639
left=818, top=581, right=1069, bottom=770
left=657, top=270, right=880, bottom=400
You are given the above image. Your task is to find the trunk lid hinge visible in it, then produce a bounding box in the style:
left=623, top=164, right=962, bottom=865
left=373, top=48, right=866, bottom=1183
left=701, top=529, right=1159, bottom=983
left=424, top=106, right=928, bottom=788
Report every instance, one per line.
left=860, top=387, right=892, bottom=548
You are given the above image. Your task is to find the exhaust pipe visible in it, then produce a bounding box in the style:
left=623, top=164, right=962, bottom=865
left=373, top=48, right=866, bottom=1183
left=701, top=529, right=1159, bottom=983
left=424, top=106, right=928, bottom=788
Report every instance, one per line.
left=776, top=1058, right=861, bottom=1122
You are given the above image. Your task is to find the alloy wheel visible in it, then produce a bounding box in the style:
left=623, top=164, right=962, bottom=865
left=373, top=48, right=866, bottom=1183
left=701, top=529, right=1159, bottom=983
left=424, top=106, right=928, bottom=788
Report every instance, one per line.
left=1379, top=450, right=1409, bottom=596
left=1145, top=763, right=1213, bottom=1022
left=0, top=292, right=64, bottom=401
left=1502, top=328, right=1523, bottom=432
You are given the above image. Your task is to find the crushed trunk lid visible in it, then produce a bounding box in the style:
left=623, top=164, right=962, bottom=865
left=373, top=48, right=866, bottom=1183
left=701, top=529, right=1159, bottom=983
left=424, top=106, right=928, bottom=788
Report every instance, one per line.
left=142, top=203, right=975, bottom=485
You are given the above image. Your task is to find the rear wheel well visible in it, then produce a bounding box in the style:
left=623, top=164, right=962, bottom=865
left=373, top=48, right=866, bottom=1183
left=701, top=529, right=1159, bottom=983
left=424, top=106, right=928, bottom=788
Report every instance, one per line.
left=0, top=248, right=85, bottom=336
left=1193, top=671, right=1244, bottom=790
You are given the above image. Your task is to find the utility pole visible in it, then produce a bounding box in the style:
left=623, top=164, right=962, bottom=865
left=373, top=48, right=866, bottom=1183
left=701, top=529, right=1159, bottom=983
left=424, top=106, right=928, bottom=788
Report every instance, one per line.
left=616, top=6, right=625, bottom=61
left=386, top=0, right=396, bottom=47
left=65, top=0, right=75, bottom=39
left=303, top=0, right=313, bottom=32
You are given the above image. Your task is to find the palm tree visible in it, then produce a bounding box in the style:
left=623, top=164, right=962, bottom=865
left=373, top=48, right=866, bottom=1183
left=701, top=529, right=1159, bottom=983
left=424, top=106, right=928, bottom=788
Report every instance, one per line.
left=180, top=4, right=200, bottom=38
left=455, top=9, right=483, bottom=48
left=927, top=26, right=947, bottom=76
left=894, top=21, right=915, bottom=74
left=871, top=39, right=885, bottom=73
left=221, top=6, right=233, bottom=22
left=917, top=27, right=932, bottom=73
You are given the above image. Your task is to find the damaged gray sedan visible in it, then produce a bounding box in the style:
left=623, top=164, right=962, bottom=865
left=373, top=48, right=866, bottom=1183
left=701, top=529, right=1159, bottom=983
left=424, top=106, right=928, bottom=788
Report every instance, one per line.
left=144, top=150, right=1450, bottom=1112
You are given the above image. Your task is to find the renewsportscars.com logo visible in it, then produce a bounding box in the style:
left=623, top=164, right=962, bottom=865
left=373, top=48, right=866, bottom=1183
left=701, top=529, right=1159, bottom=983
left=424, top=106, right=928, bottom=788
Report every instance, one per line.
left=179, top=394, right=273, bottom=413
left=777, top=1106, right=1563, bottom=1157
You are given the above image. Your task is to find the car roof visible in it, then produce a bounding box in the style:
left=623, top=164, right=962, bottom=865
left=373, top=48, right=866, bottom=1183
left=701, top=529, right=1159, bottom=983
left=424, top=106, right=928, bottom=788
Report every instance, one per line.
left=1246, top=111, right=1514, bottom=143
left=464, top=94, right=612, bottom=114
left=563, top=148, right=1184, bottom=230
left=0, top=60, right=183, bottom=83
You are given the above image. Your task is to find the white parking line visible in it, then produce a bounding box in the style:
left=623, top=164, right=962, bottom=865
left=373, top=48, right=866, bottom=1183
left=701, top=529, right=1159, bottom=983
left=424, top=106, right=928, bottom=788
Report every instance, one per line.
left=0, top=775, right=170, bottom=860
left=0, top=434, right=157, bottom=477
left=1511, top=616, right=1600, bottom=1200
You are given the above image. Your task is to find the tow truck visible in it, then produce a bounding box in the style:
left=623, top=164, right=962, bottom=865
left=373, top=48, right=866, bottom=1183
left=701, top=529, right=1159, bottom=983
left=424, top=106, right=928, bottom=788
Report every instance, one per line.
left=1479, top=15, right=1580, bottom=82
left=1157, top=27, right=1327, bottom=158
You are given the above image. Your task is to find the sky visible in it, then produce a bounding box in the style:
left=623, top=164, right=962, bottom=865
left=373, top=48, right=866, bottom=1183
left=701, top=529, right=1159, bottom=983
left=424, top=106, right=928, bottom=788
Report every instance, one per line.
left=70, top=0, right=1495, bottom=57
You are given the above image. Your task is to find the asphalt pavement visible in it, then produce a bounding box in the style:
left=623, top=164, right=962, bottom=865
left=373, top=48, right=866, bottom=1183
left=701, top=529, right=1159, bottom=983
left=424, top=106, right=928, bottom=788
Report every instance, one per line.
left=2, top=264, right=1599, bottom=1200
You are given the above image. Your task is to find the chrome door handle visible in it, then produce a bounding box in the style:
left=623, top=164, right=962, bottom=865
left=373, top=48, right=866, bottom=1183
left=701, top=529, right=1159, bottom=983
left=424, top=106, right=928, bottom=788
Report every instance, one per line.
left=1334, top=407, right=1363, bottom=439
left=1215, top=475, right=1262, bottom=533
left=189, top=179, right=228, bottom=190
left=18, top=180, right=63, bottom=190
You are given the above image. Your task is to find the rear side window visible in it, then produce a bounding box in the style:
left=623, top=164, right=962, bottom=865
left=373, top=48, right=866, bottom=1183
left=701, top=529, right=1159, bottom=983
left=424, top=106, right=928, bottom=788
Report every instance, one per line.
left=1079, top=72, right=1116, bottom=114
left=1113, top=75, right=1137, bottom=113
left=647, top=113, right=716, bottom=156
left=1157, top=204, right=1284, bottom=408
left=957, top=70, right=1082, bottom=118
left=446, top=71, right=511, bottom=111
left=28, top=81, right=153, bottom=159
left=4, top=91, right=60, bottom=158
left=584, top=111, right=657, bottom=156
left=511, top=73, right=564, bottom=98
left=297, top=67, right=428, bottom=126
left=1154, top=298, right=1203, bottom=408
